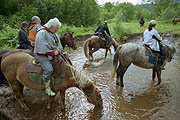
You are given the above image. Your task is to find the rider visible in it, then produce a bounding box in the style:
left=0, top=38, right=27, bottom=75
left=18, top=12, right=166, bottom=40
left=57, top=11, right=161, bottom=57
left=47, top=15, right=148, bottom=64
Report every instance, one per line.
left=28, top=16, right=42, bottom=45
left=17, top=22, right=32, bottom=50
left=95, top=20, right=111, bottom=48
left=143, top=20, right=165, bottom=69
left=34, top=18, right=63, bottom=96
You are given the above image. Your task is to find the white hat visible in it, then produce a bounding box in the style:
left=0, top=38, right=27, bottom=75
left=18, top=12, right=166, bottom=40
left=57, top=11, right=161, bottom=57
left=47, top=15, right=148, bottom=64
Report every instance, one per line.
left=149, top=20, right=156, bottom=25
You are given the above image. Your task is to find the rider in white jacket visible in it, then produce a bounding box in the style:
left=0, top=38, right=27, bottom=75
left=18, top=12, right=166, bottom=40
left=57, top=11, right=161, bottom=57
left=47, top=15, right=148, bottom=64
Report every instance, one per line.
left=143, top=20, right=165, bottom=70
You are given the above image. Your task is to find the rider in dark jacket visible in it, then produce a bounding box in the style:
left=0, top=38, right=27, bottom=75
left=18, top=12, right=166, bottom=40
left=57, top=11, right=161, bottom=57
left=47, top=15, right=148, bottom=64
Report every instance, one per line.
left=17, top=22, right=32, bottom=49
left=95, top=20, right=111, bottom=47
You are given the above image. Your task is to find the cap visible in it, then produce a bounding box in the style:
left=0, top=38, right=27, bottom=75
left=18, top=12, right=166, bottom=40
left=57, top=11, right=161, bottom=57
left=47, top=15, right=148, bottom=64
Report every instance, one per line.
left=21, top=22, right=28, bottom=28
left=149, top=20, right=156, bottom=25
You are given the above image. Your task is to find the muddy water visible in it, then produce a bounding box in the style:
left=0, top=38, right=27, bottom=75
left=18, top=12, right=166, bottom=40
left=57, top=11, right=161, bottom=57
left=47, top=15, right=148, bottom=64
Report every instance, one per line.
left=62, top=38, right=180, bottom=120
left=0, top=36, right=180, bottom=120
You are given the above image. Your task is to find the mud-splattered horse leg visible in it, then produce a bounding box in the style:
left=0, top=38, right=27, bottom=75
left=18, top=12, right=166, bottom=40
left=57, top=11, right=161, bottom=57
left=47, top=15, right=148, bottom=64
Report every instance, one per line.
left=156, top=69, right=162, bottom=86
left=104, top=48, right=111, bottom=59
left=152, top=69, right=162, bottom=86
left=8, top=78, right=29, bottom=111
left=152, top=69, right=156, bottom=81
left=89, top=47, right=99, bottom=61
left=116, top=64, right=130, bottom=87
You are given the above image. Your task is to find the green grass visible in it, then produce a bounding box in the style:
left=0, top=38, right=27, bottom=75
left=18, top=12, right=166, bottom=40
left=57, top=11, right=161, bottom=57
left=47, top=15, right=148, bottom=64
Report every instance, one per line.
left=109, top=20, right=180, bottom=35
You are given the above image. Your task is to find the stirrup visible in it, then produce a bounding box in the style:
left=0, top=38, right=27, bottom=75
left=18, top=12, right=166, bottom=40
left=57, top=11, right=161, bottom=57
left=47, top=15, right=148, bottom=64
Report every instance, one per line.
left=45, top=88, right=56, bottom=96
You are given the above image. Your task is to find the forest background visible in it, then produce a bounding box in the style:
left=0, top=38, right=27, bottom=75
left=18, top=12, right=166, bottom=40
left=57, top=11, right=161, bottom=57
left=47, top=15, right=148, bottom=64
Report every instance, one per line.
left=0, top=0, right=180, bottom=48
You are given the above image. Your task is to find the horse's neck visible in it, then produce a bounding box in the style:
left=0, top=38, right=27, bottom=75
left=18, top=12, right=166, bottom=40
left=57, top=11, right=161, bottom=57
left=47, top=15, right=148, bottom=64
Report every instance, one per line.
left=60, top=35, right=66, bottom=49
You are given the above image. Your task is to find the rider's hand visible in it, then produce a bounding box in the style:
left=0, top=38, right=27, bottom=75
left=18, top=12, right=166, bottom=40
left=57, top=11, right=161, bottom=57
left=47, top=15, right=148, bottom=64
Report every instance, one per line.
left=54, top=50, right=59, bottom=55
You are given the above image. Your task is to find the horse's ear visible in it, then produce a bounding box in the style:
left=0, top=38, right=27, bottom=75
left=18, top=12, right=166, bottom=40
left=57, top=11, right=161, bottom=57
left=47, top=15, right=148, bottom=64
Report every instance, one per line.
left=71, top=32, right=74, bottom=35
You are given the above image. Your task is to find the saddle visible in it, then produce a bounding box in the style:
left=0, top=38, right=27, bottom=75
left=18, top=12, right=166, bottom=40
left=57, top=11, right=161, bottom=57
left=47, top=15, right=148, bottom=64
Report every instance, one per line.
left=26, top=55, right=66, bottom=78
left=144, top=45, right=168, bottom=65
left=144, top=45, right=157, bottom=57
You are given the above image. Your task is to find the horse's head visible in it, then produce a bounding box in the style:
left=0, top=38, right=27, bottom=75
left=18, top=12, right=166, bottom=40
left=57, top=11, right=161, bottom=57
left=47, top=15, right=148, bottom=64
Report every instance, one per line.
left=165, top=44, right=176, bottom=62
left=68, top=65, right=103, bottom=107
left=64, top=32, right=77, bottom=50
left=83, top=83, right=103, bottom=107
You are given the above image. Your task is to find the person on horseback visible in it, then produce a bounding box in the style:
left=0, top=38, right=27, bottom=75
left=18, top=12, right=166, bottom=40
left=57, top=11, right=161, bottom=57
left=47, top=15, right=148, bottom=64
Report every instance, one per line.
left=143, top=20, right=165, bottom=70
left=95, top=20, right=111, bottom=48
left=34, top=18, right=63, bottom=96
left=28, top=16, right=42, bottom=45
left=17, top=22, right=33, bottom=50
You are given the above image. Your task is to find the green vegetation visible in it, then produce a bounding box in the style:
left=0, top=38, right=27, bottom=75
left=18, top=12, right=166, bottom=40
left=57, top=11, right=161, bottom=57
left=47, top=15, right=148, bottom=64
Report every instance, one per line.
left=0, top=0, right=180, bottom=47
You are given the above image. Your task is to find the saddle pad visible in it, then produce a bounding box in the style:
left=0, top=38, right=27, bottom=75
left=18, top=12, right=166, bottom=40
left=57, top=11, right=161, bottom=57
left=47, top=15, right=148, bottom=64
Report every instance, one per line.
left=148, top=56, right=157, bottom=64
left=144, top=46, right=157, bottom=57
left=29, top=73, right=62, bottom=84
left=26, top=55, right=66, bottom=78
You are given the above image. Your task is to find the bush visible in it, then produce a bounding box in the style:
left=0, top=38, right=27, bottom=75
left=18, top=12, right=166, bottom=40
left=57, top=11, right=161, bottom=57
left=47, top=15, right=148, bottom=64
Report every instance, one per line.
left=112, top=22, right=131, bottom=42
left=0, top=26, right=18, bottom=48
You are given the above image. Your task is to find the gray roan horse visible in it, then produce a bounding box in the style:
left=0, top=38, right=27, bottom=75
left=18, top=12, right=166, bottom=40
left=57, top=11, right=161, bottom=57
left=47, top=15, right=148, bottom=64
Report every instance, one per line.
left=111, top=42, right=176, bottom=87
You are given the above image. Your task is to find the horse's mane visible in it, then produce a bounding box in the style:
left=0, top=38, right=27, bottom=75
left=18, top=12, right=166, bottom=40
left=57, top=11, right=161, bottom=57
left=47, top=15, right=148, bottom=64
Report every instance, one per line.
left=67, top=64, right=93, bottom=88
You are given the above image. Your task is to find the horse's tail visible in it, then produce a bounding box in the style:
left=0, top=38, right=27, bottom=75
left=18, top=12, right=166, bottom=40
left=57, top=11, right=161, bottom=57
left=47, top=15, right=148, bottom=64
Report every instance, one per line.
left=0, top=55, right=9, bottom=85
left=112, top=38, right=118, bottom=51
left=111, top=46, right=122, bottom=80
left=83, top=37, right=91, bottom=60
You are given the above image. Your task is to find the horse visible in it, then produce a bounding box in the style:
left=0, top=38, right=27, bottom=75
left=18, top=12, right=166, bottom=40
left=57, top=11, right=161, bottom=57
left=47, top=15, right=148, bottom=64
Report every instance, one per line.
left=0, top=51, right=102, bottom=111
left=139, top=16, right=144, bottom=27
left=172, top=18, right=180, bottom=25
left=60, top=32, right=77, bottom=50
left=83, top=35, right=118, bottom=61
left=111, top=42, right=176, bottom=87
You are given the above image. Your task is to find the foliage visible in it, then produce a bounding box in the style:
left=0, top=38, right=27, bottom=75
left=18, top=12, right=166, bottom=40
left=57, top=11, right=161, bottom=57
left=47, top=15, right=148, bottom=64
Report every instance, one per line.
left=0, top=26, right=18, bottom=47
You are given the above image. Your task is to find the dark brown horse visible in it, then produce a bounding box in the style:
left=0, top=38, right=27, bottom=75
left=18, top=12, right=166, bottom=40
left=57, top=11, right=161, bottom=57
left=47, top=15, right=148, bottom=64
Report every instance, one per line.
left=60, top=32, right=77, bottom=50
left=172, top=18, right=180, bottom=25
left=83, top=35, right=118, bottom=61
left=1, top=51, right=102, bottom=111
left=139, top=16, right=145, bottom=27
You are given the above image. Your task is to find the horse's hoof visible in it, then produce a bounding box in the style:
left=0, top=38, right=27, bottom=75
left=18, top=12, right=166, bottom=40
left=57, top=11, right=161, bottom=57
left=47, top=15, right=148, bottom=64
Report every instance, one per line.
left=153, top=83, right=160, bottom=87
left=120, top=84, right=124, bottom=87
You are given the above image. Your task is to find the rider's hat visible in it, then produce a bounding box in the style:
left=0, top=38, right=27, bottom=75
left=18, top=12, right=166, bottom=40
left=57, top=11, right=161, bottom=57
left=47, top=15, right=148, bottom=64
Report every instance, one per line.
left=149, top=20, right=156, bottom=25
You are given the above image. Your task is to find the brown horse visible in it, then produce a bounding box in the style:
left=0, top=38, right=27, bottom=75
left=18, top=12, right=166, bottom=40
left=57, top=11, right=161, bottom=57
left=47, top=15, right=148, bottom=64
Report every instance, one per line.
left=172, top=18, right=180, bottom=25
left=83, top=35, right=118, bottom=61
left=139, top=16, right=145, bottom=27
left=111, top=42, right=176, bottom=87
left=60, top=32, right=77, bottom=50
left=0, top=51, right=102, bottom=111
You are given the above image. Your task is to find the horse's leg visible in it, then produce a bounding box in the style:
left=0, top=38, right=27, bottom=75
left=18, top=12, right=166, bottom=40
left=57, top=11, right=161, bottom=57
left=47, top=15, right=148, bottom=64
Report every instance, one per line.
left=156, top=69, right=162, bottom=86
left=116, top=64, right=130, bottom=87
left=89, top=47, right=93, bottom=61
left=59, top=90, right=65, bottom=111
left=90, top=48, right=99, bottom=61
left=105, top=48, right=112, bottom=58
left=105, top=49, right=108, bottom=59
left=109, top=48, right=112, bottom=54
left=8, top=79, right=29, bottom=111
left=152, top=69, right=156, bottom=81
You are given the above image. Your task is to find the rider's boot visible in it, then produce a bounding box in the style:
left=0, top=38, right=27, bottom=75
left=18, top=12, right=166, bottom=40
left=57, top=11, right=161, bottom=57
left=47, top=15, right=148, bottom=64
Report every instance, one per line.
left=44, top=80, right=56, bottom=96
